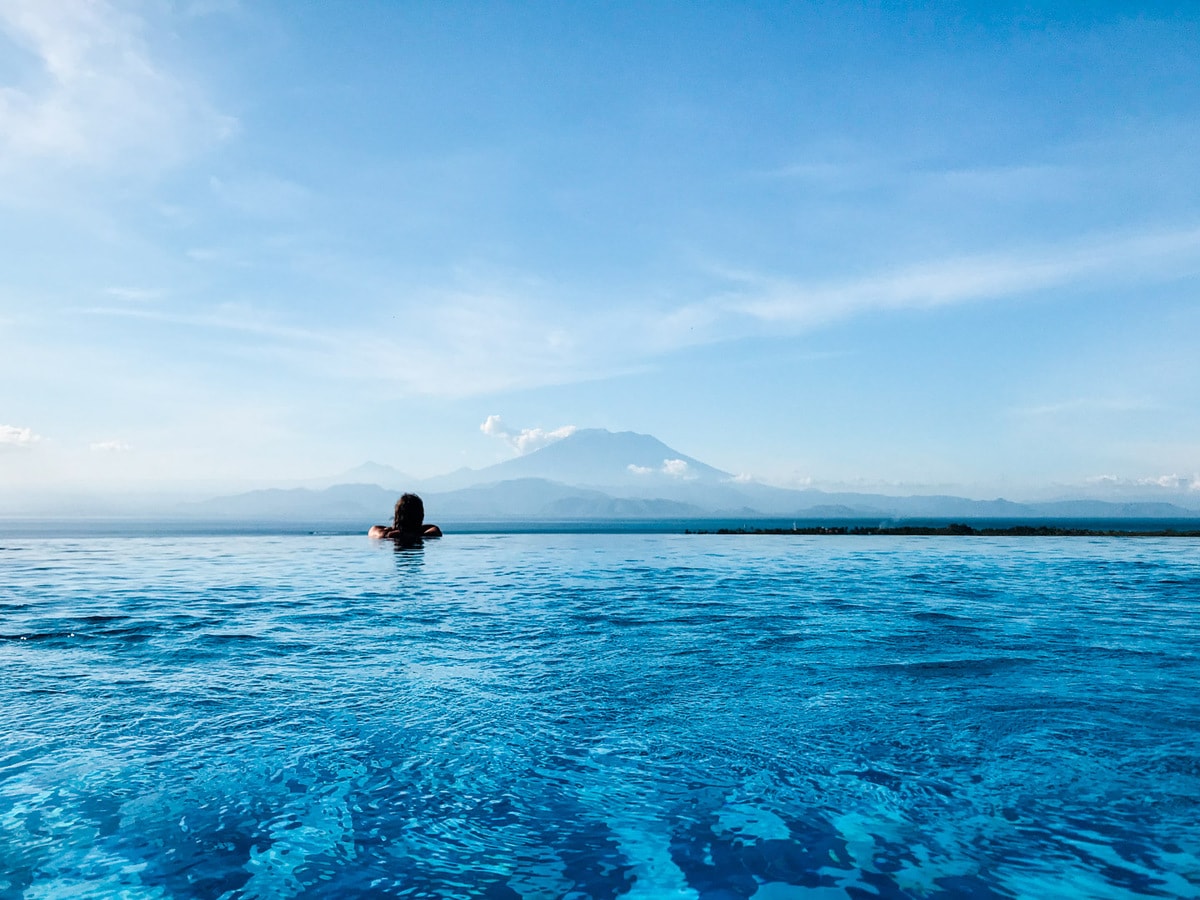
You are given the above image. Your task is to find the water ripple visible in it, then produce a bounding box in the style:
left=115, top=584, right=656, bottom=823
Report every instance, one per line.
left=1, top=534, right=1198, bottom=898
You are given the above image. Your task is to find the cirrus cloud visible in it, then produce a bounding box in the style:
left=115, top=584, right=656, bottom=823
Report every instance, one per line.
left=717, top=226, right=1200, bottom=329
left=0, top=0, right=235, bottom=173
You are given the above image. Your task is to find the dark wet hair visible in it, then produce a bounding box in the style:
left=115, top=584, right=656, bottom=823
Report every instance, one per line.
left=392, top=493, right=425, bottom=534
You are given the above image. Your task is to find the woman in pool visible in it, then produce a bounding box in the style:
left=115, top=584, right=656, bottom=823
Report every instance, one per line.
left=368, top=493, right=442, bottom=540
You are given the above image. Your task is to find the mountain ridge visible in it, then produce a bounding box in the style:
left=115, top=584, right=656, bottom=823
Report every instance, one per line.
left=420, top=428, right=731, bottom=492
left=27, top=428, right=1199, bottom=521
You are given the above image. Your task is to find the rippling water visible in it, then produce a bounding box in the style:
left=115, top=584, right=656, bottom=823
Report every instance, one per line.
left=2, top=533, right=1199, bottom=899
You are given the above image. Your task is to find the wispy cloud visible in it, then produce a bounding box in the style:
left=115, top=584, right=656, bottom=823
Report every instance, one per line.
left=717, top=226, right=1200, bottom=328
left=930, top=163, right=1076, bottom=196
left=0, top=424, right=41, bottom=446
left=1142, top=474, right=1200, bottom=491
left=480, top=415, right=576, bottom=455
left=184, top=0, right=242, bottom=16
left=346, top=291, right=635, bottom=397
left=77, top=293, right=598, bottom=398
left=67, top=224, right=1200, bottom=400
left=209, top=174, right=311, bottom=219
left=89, top=439, right=131, bottom=452
left=1086, top=473, right=1200, bottom=492
left=761, top=157, right=1077, bottom=199
left=1008, top=396, right=1161, bottom=418
left=77, top=304, right=337, bottom=346
left=0, top=0, right=234, bottom=173
left=104, top=287, right=162, bottom=302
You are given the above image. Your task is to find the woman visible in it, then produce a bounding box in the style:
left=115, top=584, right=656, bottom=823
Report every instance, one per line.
left=368, top=493, right=442, bottom=539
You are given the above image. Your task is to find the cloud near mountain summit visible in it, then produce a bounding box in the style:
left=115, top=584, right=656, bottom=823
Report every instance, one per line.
left=480, top=415, right=577, bottom=455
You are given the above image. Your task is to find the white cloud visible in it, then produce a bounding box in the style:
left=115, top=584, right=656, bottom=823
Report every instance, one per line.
left=0, top=0, right=234, bottom=173
left=1085, top=473, right=1200, bottom=492
left=480, top=415, right=577, bottom=455
left=629, top=459, right=695, bottom=479
left=662, top=458, right=691, bottom=478
left=90, top=440, right=131, bottom=452
left=1137, top=474, right=1200, bottom=491
left=0, top=424, right=40, bottom=445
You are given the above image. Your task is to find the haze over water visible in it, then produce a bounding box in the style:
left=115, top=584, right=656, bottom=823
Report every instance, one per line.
left=3, top=3, right=1199, bottom=498
left=3, top=532, right=1198, bottom=898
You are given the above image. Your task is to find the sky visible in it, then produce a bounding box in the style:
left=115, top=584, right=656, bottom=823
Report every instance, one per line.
left=2, top=0, right=1199, bottom=502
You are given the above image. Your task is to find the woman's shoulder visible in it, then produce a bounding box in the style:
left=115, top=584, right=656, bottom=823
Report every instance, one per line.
left=369, top=524, right=441, bottom=539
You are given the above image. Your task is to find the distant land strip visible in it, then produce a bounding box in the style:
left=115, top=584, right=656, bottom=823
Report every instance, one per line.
left=687, top=524, right=1200, bottom=537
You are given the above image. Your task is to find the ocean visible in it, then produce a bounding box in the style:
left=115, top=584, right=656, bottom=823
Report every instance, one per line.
left=1, top=530, right=1198, bottom=899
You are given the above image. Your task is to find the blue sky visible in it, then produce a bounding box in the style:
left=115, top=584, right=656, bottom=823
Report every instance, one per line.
left=2, top=0, right=1198, bottom=500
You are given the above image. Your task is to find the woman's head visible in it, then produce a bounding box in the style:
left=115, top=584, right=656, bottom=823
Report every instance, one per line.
left=392, top=493, right=425, bottom=534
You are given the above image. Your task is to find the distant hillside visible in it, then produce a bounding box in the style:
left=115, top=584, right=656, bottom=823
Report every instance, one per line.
left=188, top=483, right=395, bottom=520
left=185, top=480, right=1200, bottom=524
left=178, top=428, right=1200, bottom=523
left=304, top=461, right=413, bottom=491
left=429, top=478, right=708, bottom=519
left=9, top=426, right=1198, bottom=523
left=422, top=429, right=730, bottom=491
left=1024, top=500, right=1195, bottom=518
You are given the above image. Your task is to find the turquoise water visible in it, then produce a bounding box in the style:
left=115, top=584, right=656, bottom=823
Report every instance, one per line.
left=2, top=533, right=1198, bottom=899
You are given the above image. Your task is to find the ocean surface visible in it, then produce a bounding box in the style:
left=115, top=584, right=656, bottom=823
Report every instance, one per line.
left=2, top=532, right=1198, bottom=899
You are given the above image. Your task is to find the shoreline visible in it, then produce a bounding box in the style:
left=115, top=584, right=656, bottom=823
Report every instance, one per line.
left=687, top=524, right=1200, bottom=537
left=2, top=517, right=1199, bottom=539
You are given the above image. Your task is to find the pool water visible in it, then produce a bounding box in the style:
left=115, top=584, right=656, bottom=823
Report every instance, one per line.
left=2, top=533, right=1198, bottom=898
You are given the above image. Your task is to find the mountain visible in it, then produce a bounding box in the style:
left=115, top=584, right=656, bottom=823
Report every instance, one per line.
left=421, top=429, right=731, bottom=492
left=428, top=478, right=708, bottom=518
left=189, top=483, right=395, bottom=520
left=179, top=428, right=1200, bottom=523
left=188, top=479, right=1200, bottom=524
left=304, top=461, right=414, bottom=491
